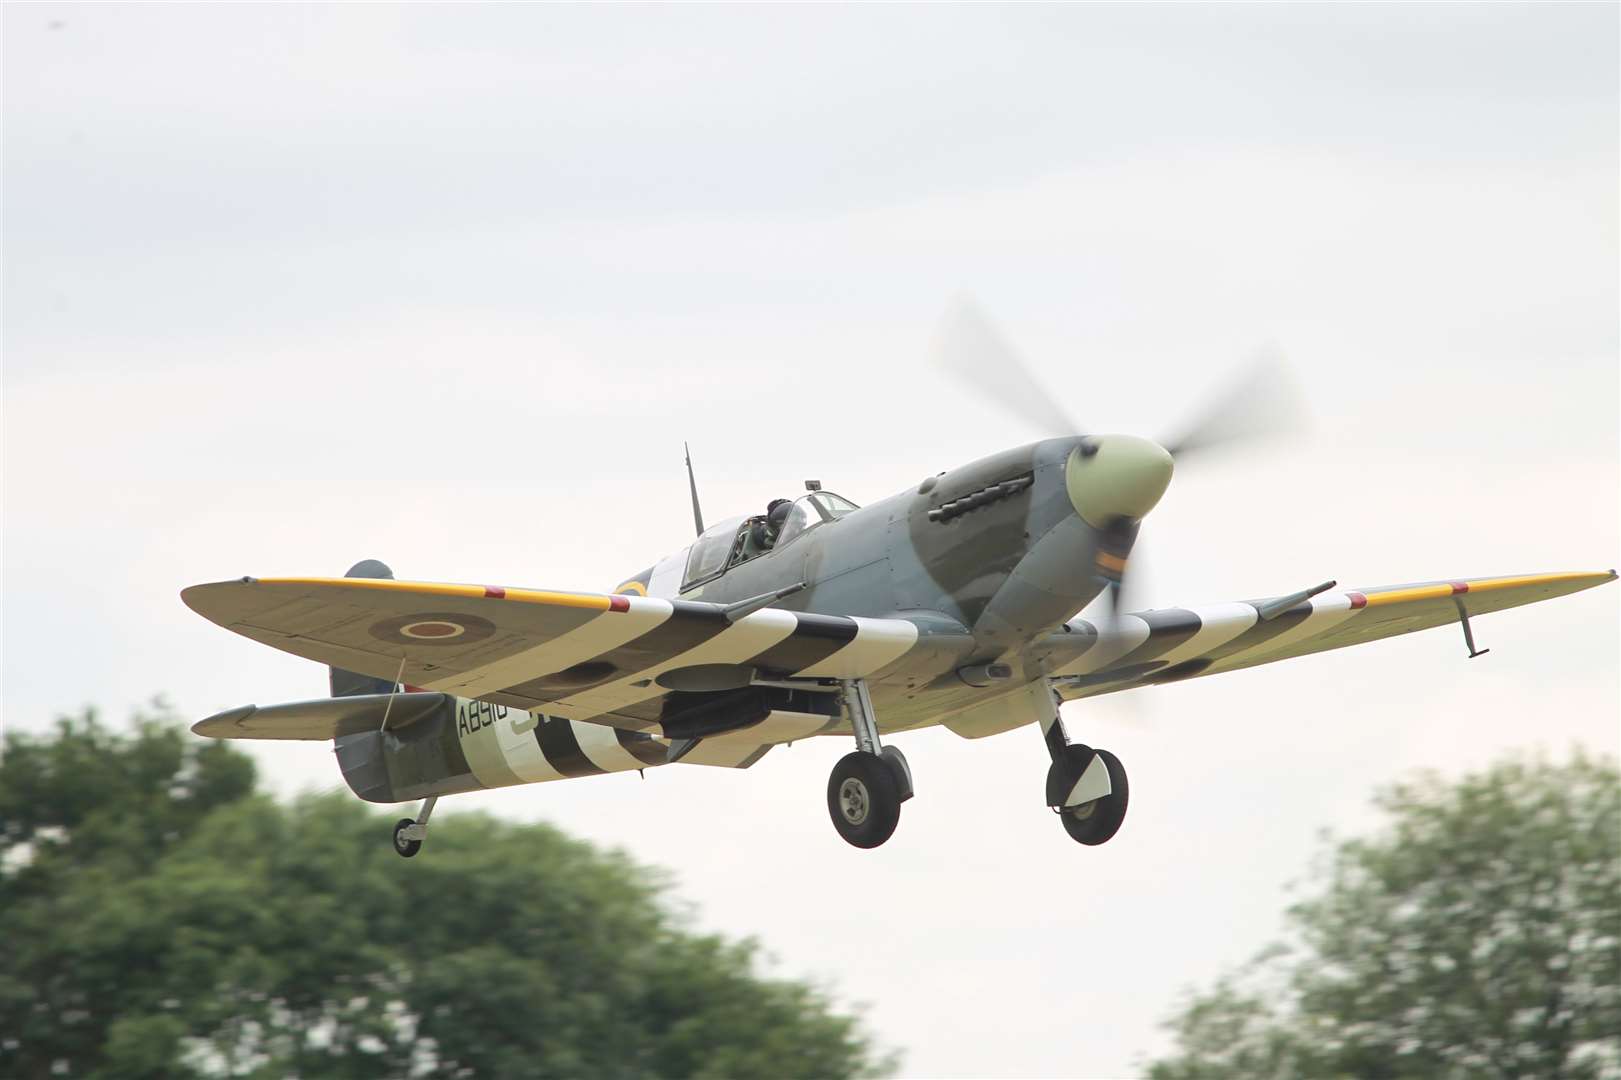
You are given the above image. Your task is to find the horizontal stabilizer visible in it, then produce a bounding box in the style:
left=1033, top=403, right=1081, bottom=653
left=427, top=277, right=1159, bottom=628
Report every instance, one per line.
left=193, top=692, right=451, bottom=741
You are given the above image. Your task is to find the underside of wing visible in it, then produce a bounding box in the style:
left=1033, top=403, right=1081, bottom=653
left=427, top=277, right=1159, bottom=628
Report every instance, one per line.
left=1045, top=570, right=1616, bottom=700
left=181, top=576, right=920, bottom=733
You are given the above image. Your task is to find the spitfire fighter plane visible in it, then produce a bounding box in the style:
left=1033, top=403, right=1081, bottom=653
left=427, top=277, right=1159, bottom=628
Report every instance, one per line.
left=183, top=309, right=1616, bottom=856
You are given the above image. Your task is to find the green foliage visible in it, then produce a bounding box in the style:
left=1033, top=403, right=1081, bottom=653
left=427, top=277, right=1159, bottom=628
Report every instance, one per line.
left=1, top=706, right=893, bottom=1079
left=1147, top=752, right=1621, bottom=1080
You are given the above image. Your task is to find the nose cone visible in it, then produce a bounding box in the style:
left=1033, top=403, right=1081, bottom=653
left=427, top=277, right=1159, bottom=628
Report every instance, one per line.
left=1065, top=435, right=1175, bottom=527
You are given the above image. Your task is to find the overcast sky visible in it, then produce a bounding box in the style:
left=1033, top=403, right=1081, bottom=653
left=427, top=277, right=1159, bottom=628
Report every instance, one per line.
left=5, top=5, right=1618, bottom=1077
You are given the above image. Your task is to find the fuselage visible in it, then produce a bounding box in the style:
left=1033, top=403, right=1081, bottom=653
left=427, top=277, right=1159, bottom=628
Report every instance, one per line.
left=611, top=435, right=1174, bottom=732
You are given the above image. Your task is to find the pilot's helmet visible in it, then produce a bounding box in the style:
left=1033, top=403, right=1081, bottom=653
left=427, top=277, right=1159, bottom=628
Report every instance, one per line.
left=767, top=499, right=793, bottom=531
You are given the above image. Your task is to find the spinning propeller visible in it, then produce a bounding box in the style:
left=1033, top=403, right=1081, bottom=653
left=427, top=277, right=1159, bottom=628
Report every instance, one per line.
left=933, top=297, right=1307, bottom=621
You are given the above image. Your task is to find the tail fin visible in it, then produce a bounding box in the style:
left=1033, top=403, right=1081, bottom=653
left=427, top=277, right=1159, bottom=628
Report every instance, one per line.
left=329, top=559, right=399, bottom=697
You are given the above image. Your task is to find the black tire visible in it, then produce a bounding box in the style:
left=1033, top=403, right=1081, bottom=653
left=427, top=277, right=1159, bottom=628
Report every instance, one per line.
left=879, top=745, right=915, bottom=802
left=827, top=751, right=902, bottom=849
left=1054, top=747, right=1129, bottom=846
left=392, top=817, right=422, bottom=858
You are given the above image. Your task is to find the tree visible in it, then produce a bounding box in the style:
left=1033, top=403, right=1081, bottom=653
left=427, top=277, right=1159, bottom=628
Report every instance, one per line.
left=0, top=705, right=894, bottom=1079
left=1147, top=753, right=1621, bottom=1080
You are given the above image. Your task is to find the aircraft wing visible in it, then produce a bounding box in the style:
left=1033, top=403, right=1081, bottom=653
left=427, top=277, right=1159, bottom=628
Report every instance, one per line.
left=1045, top=570, right=1615, bottom=699
left=181, top=576, right=920, bottom=733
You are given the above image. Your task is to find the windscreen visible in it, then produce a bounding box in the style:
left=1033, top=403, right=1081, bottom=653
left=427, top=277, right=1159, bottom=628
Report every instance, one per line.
left=811, top=492, right=859, bottom=519
left=774, top=501, right=816, bottom=547
left=776, top=493, right=859, bottom=547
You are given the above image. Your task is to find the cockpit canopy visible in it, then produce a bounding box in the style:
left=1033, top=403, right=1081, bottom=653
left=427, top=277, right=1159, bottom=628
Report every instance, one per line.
left=776, top=491, right=859, bottom=547
left=683, top=491, right=860, bottom=591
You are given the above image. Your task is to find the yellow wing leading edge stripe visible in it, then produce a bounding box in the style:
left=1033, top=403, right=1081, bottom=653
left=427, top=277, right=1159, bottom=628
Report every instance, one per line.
left=1354, top=571, right=1614, bottom=608
left=256, top=576, right=626, bottom=611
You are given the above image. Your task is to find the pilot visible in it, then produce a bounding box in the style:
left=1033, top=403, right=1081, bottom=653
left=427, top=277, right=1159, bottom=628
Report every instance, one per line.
left=749, top=498, right=793, bottom=554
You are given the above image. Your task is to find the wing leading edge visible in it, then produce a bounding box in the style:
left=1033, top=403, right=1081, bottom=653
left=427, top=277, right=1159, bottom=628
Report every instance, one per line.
left=1044, top=570, right=1616, bottom=700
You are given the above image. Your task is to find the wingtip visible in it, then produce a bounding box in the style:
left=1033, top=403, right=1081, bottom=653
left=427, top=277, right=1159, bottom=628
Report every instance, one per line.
left=1517, top=570, right=1619, bottom=597
left=178, top=582, right=209, bottom=613
left=180, top=577, right=250, bottom=610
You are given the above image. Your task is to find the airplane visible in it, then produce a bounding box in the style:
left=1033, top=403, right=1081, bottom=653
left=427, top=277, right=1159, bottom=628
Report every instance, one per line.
left=182, top=307, right=1617, bottom=857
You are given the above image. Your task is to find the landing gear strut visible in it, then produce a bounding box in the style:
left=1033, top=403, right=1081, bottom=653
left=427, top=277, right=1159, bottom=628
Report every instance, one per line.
left=826, top=680, right=913, bottom=849
left=392, top=795, right=437, bottom=858
left=1040, top=691, right=1129, bottom=846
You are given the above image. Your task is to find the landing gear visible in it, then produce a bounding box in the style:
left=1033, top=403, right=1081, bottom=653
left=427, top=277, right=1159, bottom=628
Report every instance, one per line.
left=391, top=795, right=437, bottom=858
left=1048, top=745, right=1129, bottom=845
left=826, top=680, right=913, bottom=849
left=828, top=752, right=902, bottom=848
left=1039, top=692, right=1129, bottom=846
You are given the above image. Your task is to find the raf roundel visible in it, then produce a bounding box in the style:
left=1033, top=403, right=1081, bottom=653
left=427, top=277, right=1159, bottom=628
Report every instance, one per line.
left=401, top=620, right=464, bottom=640
left=368, top=612, right=497, bottom=647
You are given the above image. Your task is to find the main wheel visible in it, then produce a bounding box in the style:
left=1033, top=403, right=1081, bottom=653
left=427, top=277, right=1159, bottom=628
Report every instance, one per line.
left=1050, top=747, right=1129, bottom=846
left=392, top=817, right=422, bottom=858
left=827, top=751, right=902, bottom=849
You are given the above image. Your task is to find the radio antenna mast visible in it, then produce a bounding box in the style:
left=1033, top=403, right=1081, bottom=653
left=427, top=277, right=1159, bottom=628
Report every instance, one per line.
left=684, top=442, right=706, bottom=537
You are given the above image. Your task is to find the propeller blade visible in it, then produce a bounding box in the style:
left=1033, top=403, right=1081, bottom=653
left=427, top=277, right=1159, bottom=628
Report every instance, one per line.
left=1084, top=545, right=1152, bottom=726
left=1091, top=515, right=1139, bottom=627
left=933, top=296, right=1084, bottom=438
left=1161, top=344, right=1306, bottom=460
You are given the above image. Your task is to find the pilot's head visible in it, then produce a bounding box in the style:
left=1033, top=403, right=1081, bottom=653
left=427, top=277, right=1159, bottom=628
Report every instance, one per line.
left=766, top=499, right=793, bottom=536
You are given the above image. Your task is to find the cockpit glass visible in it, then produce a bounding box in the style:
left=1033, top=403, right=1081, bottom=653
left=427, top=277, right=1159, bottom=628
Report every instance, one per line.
left=811, top=492, right=859, bottom=519
left=775, top=492, right=859, bottom=548
left=774, top=502, right=815, bottom=548
left=683, top=516, right=745, bottom=587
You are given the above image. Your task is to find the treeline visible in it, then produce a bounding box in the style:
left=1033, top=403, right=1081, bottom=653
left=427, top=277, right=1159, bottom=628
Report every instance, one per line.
left=5, top=706, right=1616, bottom=1079
left=1146, top=751, right=1620, bottom=1079
left=0, top=707, right=893, bottom=1079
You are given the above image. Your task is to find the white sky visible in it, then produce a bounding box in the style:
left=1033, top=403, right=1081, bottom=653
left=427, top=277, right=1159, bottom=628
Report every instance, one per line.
left=4, top=5, right=1618, bottom=1077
